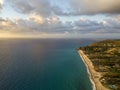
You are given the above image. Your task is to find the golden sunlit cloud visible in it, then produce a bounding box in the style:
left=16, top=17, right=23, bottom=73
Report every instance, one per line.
left=51, top=16, right=59, bottom=23
left=29, top=14, right=45, bottom=24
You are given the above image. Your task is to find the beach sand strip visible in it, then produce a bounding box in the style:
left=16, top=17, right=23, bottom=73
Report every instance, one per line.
left=78, top=50, right=109, bottom=90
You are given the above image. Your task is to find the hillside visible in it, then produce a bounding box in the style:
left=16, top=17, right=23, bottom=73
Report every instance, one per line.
left=79, top=39, right=120, bottom=90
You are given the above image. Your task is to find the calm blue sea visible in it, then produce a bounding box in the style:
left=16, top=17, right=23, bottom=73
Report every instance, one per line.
left=0, top=39, right=97, bottom=90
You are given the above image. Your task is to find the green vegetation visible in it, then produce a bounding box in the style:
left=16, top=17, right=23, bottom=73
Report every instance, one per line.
left=79, top=39, right=120, bottom=90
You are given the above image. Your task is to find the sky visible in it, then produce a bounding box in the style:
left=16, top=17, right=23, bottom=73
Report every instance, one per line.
left=0, top=0, right=120, bottom=38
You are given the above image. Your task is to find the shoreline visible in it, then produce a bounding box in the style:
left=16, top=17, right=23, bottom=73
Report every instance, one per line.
left=78, top=50, right=109, bottom=90
left=78, top=50, right=96, bottom=90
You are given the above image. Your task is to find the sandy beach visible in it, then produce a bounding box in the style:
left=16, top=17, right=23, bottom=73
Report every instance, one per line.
left=78, top=50, right=109, bottom=90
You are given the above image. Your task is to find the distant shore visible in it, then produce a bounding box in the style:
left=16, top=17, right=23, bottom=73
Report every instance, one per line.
left=78, top=50, right=109, bottom=90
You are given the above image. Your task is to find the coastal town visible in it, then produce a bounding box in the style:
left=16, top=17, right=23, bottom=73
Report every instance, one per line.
left=79, top=40, right=120, bottom=90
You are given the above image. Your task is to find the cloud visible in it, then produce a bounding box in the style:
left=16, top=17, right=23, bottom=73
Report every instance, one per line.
left=0, top=18, right=16, bottom=29
left=69, top=0, right=120, bottom=15
left=0, top=15, right=120, bottom=38
left=29, top=14, right=45, bottom=24
left=2, top=15, right=72, bottom=34
left=7, top=0, right=66, bottom=16
left=8, top=0, right=52, bottom=17
left=0, top=3, right=2, bottom=9
left=1, top=0, right=120, bottom=38
left=9, top=0, right=34, bottom=14
left=72, top=16, right=120, bottom=34
left=0, top=0, right=3, bottom=11
left=5, top=0, right=120, bottom=16
left=74, top=18, right=98, bottom=27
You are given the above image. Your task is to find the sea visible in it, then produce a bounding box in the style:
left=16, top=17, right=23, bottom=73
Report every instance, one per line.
left=0, top=38, right=98, bottom=90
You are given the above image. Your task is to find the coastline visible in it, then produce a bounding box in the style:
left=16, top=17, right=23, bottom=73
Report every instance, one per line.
left=78, top=50, right=109, bottom=90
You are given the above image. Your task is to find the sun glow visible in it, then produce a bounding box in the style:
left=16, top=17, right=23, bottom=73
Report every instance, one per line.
left=0, top=0, right=3, bottom=5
